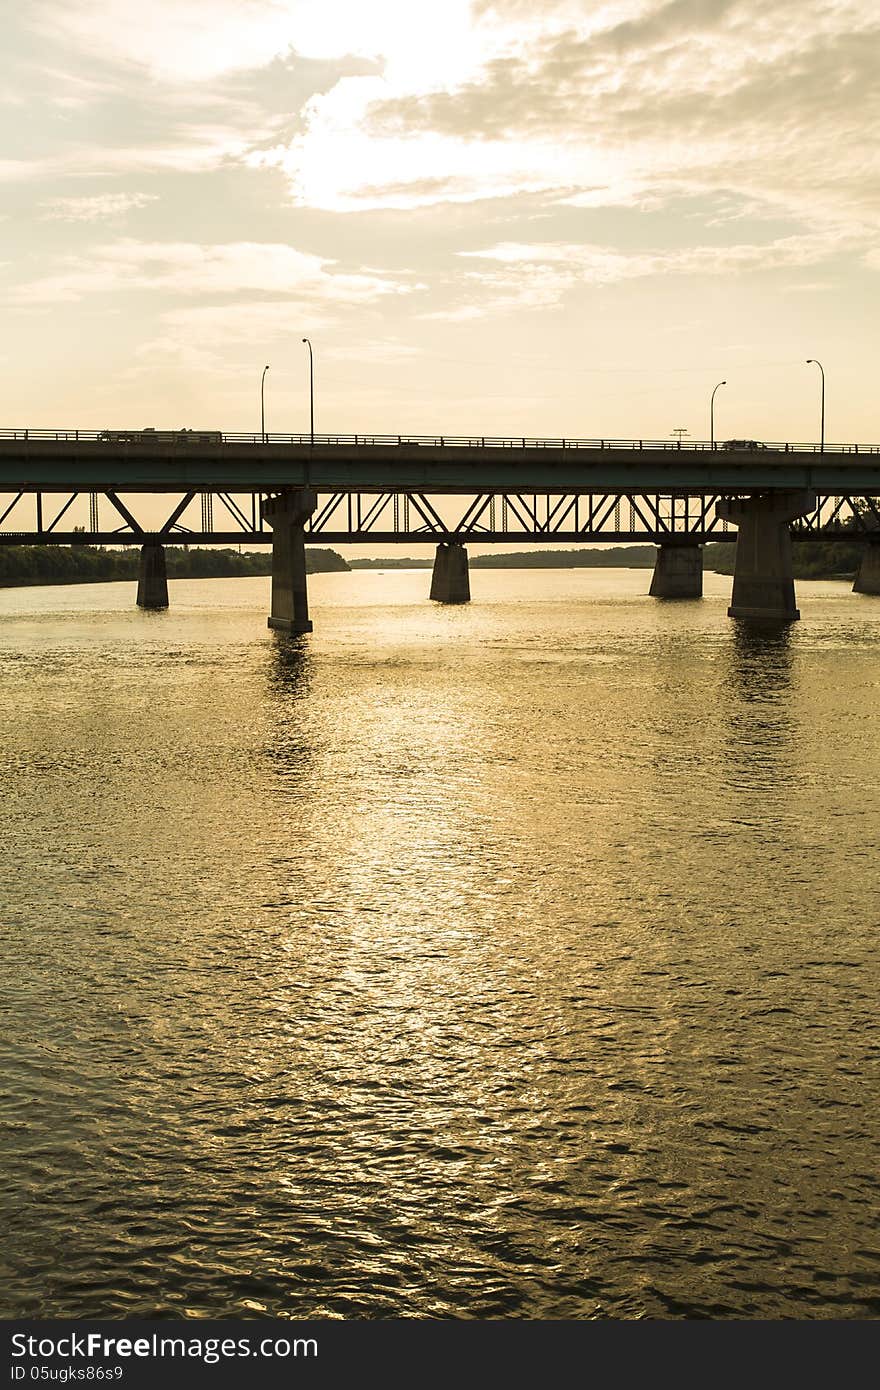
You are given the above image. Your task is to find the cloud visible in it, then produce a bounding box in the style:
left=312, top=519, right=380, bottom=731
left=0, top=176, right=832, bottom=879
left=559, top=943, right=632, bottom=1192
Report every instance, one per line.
left=6, top=6, right=378, bottom=181
left=40, top=192, right=158, bottom=222
left=0, top=159, right=50, bottom=183
left=25, top=0, right=474, bottom=83
left=126, top=305, right=424, bottom=387
left=258, top=0, right=880, bottom=236
left=369, top=1, right=875, bottom=146
left=434, top=230, right=859, bottom=318
left=16, top=0, right=876, bottom=240
left=26, top=0, right=297, bottom=83
left=7, top=240, right=411, bottom=305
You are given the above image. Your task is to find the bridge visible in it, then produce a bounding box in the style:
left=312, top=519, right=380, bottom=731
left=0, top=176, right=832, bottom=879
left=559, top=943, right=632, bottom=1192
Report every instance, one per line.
left=1, top=428, right=879, bottom=628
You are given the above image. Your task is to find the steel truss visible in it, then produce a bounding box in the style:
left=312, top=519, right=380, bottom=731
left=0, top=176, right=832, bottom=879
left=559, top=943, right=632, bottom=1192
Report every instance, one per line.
left=0, top=490, right=878, bottom=545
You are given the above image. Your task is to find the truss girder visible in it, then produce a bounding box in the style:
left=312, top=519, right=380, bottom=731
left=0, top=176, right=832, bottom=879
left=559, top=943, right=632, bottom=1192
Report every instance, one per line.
left=161, top=491, right=197, bottom=534
left=1, top=490, right=879, bottom=544
left=105, top=491, right=144, bottom=535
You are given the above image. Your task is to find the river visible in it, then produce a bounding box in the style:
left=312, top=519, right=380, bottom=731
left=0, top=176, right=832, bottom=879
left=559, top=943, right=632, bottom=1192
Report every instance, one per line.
left=1, top=568, right=878, bottom=1318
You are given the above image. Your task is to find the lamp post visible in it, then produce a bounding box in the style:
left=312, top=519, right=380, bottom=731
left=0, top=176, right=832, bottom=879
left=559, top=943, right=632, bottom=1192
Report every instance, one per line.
left=260, top=364, right=270, bottom=443
left=302, top=338, right=314, bottom=447
left=806, top=359, right=825, bottom=453
left=710, top=380, right=726, bottom=450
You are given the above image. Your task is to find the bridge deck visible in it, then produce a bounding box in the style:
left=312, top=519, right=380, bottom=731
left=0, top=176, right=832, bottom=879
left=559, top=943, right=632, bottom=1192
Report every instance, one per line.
left=1, top=433, right=879, bottom=494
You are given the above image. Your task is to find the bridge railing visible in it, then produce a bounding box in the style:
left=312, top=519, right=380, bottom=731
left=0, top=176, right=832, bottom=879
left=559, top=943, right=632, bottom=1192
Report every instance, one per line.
left=0, top=428, right=877, bottom=454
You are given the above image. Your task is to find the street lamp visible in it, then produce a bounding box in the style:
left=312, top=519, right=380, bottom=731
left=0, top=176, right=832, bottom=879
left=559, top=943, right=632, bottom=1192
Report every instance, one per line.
left=302, top=338, right=314, bottom=447
left=260, top=364, right=270, bottom=443
left=806, top=359, right=825, bottom=453
left=710, top=380, right=726, bottom=450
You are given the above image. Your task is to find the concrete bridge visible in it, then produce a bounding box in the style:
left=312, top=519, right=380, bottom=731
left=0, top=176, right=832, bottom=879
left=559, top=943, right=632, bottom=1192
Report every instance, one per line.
left=1, top=428, right=879, bottom=629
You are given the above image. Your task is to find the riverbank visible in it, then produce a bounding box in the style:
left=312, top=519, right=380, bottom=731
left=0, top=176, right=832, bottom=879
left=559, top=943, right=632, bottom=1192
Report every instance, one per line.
left=0, top=539, right=863, bottom=588
left=349, top=545, right=658, bottom=570
left=349, top=541, right=861, bottom=580
left=0, top=544, right=348, bottom=588
left=703, top=539, right=860, bottom=580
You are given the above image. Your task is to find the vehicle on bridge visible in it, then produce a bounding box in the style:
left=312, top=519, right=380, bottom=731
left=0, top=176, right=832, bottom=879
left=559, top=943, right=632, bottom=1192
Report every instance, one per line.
left=722, top=439, right=767, bottom=451
left=96, top=428, right=223, bottom=444
left=96, top=429, right=139, bottom=443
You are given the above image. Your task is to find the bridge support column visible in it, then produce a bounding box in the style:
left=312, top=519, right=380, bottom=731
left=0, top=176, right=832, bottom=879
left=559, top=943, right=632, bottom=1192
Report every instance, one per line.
left=853, top=541, right=880, bottom=595
left=716, top=491, right=815, bottom=623
left=136, top=541, right=168, bottom=610
left=430, top=541, right=470, bottom=603
left=649, top=543, right=702, bottom=598
left=262, top=489, right=317, bottom=633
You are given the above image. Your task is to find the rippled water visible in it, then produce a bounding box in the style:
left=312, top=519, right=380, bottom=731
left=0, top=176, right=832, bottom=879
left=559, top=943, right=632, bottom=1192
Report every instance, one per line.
left=1, top=568, right=878, bottom=1319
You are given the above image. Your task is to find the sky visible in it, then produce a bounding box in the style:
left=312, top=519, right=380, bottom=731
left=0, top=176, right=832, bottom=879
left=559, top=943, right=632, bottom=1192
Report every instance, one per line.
left=1, top=0, right=878, bottom=450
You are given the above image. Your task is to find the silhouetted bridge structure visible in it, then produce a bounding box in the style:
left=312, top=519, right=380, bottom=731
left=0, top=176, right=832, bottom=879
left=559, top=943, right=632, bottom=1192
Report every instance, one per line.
left=2, top=429, right=879, bottom=628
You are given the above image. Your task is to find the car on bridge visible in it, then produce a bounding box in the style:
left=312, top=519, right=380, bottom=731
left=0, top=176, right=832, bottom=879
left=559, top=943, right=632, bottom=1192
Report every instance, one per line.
left=722, top=438, right=767, bottom=451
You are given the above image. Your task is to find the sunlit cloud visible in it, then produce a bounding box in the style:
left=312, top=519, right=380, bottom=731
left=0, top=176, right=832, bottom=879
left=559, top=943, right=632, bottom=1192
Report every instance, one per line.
left=12, top=1, right=879, bottom=233
left=7, top=240, right=411, bottom=305
left=26, top=0, right=475, bottom=83
left=250, top=0, right=880, bottom=235
left=2, top=0, right=878, bottom=439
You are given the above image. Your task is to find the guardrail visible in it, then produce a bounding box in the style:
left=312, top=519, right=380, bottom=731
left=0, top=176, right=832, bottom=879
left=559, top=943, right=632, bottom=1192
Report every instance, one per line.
left=0, top=429, right=877, bottom=454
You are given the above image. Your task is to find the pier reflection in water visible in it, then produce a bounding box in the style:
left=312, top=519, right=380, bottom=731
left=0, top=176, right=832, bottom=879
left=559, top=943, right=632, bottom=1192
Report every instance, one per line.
left=1, top=569, right=878, bottom=1319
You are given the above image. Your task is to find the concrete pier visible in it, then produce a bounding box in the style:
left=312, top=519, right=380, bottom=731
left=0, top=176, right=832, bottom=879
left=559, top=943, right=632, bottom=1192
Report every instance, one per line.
left=716, top=491, right=815, bottom=623
left=262, top=489, right=317, bottom=633
left=649, top=543, right=702, bottom=599
left=853, top=541, right=880, bottom=595
left=136, top=542, right=168, bottom=609
left=429, top=541, right=470, bottom=603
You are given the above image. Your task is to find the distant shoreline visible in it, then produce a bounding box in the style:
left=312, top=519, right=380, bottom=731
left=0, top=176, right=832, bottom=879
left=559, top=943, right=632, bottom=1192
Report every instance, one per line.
left=350, top=542, right=860, bottom=581
left=0, top=540, right=862, bottom=587
left=350, top=545, right=658, bottom=571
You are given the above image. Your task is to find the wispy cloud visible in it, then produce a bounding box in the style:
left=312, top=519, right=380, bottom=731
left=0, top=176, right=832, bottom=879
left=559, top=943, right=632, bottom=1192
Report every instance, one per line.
left=433, top=229, right=861, bottom=318
left=7, top=240, right=412, bottom=306
left=5, top=5, right=376, bottom=180
left=40, top=192, right=158, bottom=222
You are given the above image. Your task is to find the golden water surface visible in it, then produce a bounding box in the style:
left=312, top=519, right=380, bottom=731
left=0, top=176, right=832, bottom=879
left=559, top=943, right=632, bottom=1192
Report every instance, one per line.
left=2, top=568, right=878, bottom=1318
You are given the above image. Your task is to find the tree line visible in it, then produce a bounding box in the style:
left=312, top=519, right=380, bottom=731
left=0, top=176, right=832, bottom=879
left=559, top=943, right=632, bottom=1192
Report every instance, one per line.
left=705, top=539, right=862, bottom=579
left=0, top=544, right=348, bottom=586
